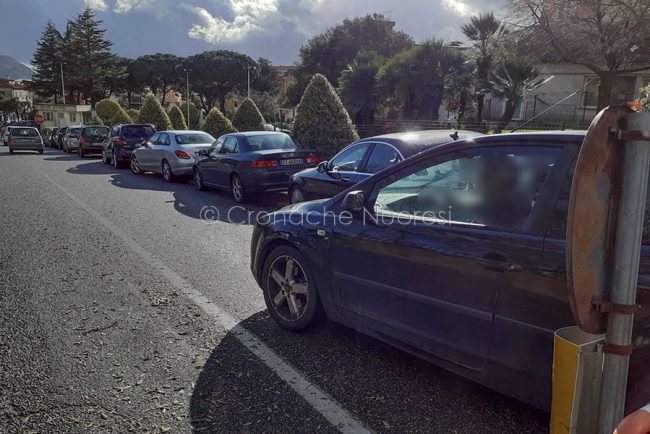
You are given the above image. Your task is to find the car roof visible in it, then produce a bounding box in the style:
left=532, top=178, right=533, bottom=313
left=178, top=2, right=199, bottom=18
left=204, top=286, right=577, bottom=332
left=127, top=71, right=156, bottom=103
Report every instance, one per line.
left=10, top=126, right=38, bottom=130
left=356, top=129, right=485, bottom=158
left=159, top=130, right=209, bottom=135
left=230, top=131, right=289, bottom=138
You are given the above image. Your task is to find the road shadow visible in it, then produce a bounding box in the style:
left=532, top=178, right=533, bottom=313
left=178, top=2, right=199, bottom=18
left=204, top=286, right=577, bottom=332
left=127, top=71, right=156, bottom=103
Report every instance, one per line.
left=66, top=160, right=116, bottom=175
left=190, top=311, right=549, bottom=433
left=43, top=153, right=81, bottom=161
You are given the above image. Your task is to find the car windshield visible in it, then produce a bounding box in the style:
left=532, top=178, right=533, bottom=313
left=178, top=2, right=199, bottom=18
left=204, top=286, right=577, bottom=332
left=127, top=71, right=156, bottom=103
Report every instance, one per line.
left=70, top=128, right=82, bottom=134
left=122, top=125, right=155, bottom=138
left=11, top=128, right=39, bottom=137
left=83, top=127, right=109, bottom=138
left=175, top=133, right=214, bottom=144
left=246, top=134, right=297, bottom=151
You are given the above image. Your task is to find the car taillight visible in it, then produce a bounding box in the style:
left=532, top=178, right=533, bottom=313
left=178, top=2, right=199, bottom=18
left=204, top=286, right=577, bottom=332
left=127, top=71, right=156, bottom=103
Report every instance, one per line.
left=79, top=137, right=86, bottom=144
left=115, top=139, right=127, bottom=145
left=305, top=155, right=320, bottom=164
left=8, top=139, right=15, bottom=144
left=250, top=159, right=278, bottom=169
left=175, top=150, right=191, bottom=159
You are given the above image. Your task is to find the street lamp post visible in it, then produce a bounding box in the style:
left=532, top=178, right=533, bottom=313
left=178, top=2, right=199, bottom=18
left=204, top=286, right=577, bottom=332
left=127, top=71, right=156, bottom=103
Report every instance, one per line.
left=184, top=68, right=191, bottom=128
left=60, top=62, right=66, bottom=105
left=247, top=65, right=254, bottom=99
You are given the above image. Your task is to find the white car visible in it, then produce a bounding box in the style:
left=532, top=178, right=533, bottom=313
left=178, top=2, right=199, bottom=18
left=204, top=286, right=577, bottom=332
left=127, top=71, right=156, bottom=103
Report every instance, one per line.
left=129, top=130, right=215, bottom=182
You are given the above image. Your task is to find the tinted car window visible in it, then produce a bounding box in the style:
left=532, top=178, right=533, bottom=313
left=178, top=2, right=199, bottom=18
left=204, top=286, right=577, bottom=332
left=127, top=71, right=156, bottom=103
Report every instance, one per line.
left=70, top=128, right=82, bottom=135
left=330, top=143, right=370, bottom=172
left=82, top=126, right=109, bottom=138
left=11, top=128, right=39, bottom=137
left=122, top=125, right=155, bottom=139
left=246, top=134, right=296, bottom=151
left=365, top=143, right=402, bottom=174
left=373, top=146, right=561, bottom=231
left=175, top=133, right=214, bottom=144
left=222, top=137, right=238, bottom=154
left=209, top=137, right=224, bottom=156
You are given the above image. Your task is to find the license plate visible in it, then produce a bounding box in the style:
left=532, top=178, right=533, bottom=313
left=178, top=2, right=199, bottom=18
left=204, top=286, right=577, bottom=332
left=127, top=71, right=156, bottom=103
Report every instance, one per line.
left=280, top=158, right=304, bottom=166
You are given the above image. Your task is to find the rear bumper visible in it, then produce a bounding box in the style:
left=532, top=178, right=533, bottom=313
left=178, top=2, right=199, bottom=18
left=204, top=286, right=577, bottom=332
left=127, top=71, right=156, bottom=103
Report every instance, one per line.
left=169, top=159, right=196, bottom=176
left=10, top=144, right=43, bottom=150
left=243, top=167, right=306, bottom=193
left=114, top=148, right=134, bottom=161
left=80, top=144, right=103, bottom=153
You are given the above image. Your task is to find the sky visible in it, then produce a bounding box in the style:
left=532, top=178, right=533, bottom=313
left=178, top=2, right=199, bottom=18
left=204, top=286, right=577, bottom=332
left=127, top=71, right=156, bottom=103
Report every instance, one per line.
left=0, top=0, right=504, bottom=66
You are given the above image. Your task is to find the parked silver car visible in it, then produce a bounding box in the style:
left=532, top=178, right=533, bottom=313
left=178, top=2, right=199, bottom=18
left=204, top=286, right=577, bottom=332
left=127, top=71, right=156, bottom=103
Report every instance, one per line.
left=8, top=127, right=44, bottom=154
left=63, top=125, right=84, bottom=152
left=129, top=130, right=215, bottom=182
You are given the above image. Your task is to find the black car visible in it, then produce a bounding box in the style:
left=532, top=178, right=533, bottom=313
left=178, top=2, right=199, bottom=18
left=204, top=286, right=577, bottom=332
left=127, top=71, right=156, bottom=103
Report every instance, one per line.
left=102, top=123, right=156, bottom=169
left=79, top=125, right=109, bottom=158
left=193, top=132, right=320, bottom=203
left=250, top=131, right=650, bottom=413
left=288, top=130, right=483, bottom=204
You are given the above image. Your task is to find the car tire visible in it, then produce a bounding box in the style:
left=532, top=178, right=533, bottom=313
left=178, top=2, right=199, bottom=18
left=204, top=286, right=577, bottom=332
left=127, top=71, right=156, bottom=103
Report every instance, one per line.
left=162, top=160, right=174, bottom=183
left=290, top=186, right=305, bottom=204
left=261, top=245, right=323, bottom=331
left=38, top=148, right=44, bottom=155
left=113, top=154, right=122, bottom=169
left=231, top=174, right=247, bottom=203
left=101, top=150, right=110, bottom=164
left=130, top=156, right=142, bottom=175
left=194, top=168, right=205, bottom=191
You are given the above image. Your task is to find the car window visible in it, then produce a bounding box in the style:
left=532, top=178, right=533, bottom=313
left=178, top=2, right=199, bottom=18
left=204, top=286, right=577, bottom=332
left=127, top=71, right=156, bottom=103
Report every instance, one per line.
left=330, top=143, right=371, bottom=172
left=70, top=128, right=81, bottom=135
left=246, top=134, right=297, bottom=151
left=548, top=161, right=650, bottom=245
left=365, top=143, right=402, bottom=174
left=222, top=136, right=239, bottom=154
left=149, top=133, right=160, bottom=144
left=82, top=127, right=109, bottom=138
left=11, top=128, right=39, bottom=137
left=175, top=133, right=215, bottom=145
left=122, top=125, right=155, bottom=139
left=372, top=146, right=562, bottom=231
left=159, top=133, right=170, bottom=145
left=209, top=137, right=224, bottom=156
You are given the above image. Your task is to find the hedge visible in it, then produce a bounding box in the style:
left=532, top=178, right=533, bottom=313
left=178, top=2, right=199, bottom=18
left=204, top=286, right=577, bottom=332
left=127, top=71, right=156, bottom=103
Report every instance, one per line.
left=232, top=98, right=265, bottom=132
left=201, top=107, right=237, bottom=139
left=138, top=93, right=172, bottom=131
left=168, top=105, right=187, bottom=130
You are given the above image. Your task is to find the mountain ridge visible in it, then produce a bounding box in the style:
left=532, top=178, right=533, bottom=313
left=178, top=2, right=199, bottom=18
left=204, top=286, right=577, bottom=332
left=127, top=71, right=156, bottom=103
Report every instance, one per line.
left=0, top=55, right=33, bottom=80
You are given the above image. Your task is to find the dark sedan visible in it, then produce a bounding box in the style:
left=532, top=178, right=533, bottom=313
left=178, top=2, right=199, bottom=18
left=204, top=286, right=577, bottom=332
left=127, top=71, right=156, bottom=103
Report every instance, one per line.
left=250, top=131, right=650, bottom=414
left=288, top=130, right=483, bottom=204
left=193, top=132, right=319, bottom=203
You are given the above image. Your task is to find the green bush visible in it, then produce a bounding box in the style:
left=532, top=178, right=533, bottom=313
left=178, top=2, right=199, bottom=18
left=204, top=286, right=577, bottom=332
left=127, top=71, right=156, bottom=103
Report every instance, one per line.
left=201, top=107, right=237, bottom=139
left=108, top=106, right=133, bottom=126
left=179, top=102, right=199, bottom=128
left=90, top=116, right=104, bottom=126
left=138, top=93, right=172, bottom=131
left=95, top=99, right=122, bottom=123
left=292, top=74, right=358, bottom=158
left=126, top=109, right=140, bottom=122
left=232, top=98, right=265, bottom=132
left=168, top=105, right=187, bottom=130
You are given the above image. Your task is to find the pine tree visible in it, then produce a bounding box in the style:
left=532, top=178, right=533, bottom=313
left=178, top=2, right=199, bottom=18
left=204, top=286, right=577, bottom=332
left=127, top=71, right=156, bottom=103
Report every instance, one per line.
left=232, top=98, right=265, bottom=131
left=168, top=105, right=187, bottom=130
left=30, top=21, right=64, bottom=102
left=292, top=74, right=358, bottom=158
left=66, top=8, right=116, bottom=105
left=108, top=106, right=133, bottom=126
left=138, top=93, right=172, bottom=131
left=179, top=102, right=199, bottom=128
left=126, top=109, right=140, bottom=122
left=201, top=108, right=237, bottom=139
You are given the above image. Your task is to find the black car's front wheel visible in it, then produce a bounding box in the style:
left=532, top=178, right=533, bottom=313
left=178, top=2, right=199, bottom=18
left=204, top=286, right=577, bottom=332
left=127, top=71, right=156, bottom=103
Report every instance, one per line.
left=194, top=168, right=205, bottom=191
left=262, top=245, right=322, bottom=331
left=290, top=186, right=305, bottom=204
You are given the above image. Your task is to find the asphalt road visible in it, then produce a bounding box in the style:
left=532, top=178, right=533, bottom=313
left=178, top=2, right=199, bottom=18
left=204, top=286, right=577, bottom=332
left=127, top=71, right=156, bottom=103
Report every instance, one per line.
left=0, top=145, right=549, bottom=433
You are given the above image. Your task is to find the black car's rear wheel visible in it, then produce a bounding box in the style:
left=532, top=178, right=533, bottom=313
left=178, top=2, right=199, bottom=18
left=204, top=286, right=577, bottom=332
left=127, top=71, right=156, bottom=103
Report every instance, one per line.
left=231, top=174, right=247, bottom=203
left=130, top=156, right=142, bottom=174
left=262, top=245, right=321, bottom=331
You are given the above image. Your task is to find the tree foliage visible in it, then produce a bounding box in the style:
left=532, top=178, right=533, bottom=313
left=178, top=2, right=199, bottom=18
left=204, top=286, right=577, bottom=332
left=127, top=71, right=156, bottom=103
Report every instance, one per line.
left=30, top=21, right=64, bottom=103
left=95, top=99, right=122, bottom=123
left=292, top=74, right=358, bottom=158
left=489, top=56, right=544, bottom=130
left=511, top=0, right=650, bottom=109
left=138, top=93, right=172, bottom=131
left=182, top=51, right=256, bottom=112
left=126, top=109, right=140, bottom=122
left=288, top=14, right=414, bottom=105
left=376, top=40, right=465, bottom=120
left=168, top=105, right=187, bottom=130
left=108, top=106, right=133, bottom=126
left=339, top=51, right=386, bottom=125
left=179, top=102, right=199, bottom=128
left=201, top=107, right=237, bottom=138
left=232, top=98, right=265, bottom=132
left=130, top=53, right=182, bottom=103
left=90, top=116, right=105, bottom=126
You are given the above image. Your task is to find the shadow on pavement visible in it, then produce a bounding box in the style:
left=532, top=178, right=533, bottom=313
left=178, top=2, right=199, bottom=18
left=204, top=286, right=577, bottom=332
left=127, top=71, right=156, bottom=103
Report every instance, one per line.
left=191, top=311, right=549, bottom=433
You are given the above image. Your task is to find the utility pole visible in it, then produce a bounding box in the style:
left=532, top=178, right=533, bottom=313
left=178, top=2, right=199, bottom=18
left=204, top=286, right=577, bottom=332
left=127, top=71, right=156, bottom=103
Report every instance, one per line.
left=597, top=112, right=650, bottom=433
left=60, top=62, right=66, bottom=105
left=184, top=68, right=191, bottom=128
left=247, top=65, right=253, bottom=99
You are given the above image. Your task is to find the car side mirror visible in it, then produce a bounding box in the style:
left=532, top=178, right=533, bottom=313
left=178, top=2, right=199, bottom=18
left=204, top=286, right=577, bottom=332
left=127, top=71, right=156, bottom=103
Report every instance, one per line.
left=198, top=149, right=208, bottom=157
left=342, top=190, right=364, bottom=213
left=316, top=161, right=328, bottom=173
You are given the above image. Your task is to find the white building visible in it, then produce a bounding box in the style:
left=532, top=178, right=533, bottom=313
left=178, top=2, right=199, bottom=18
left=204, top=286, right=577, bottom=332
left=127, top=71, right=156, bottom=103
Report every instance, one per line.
left=34, top=103, right=92, bottom=128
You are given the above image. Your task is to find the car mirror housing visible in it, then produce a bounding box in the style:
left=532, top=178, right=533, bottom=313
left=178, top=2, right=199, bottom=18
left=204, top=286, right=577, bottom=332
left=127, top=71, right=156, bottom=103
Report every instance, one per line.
left=198, top=149, right=208, bottom=157
left=342, top=190, right=364, bottom=213
left=316, top=161, right=328, bottom=173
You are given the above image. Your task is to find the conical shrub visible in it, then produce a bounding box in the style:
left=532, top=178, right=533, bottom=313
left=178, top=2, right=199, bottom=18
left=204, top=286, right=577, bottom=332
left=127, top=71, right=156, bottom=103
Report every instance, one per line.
left=201, top=107, right=237, bottom=139
left=179, top=102, right=199, bottom=128
left=232, top=98, right=265, bottom=132
left=126, top=109, right=140, bottom=122
left=90, top=116, right=104, bottom=126
left=292, top=73, right=358, bottom=158
left=95, top=99, right=122, bottom=124
left=108, top=106, right=133, bottom=126
left=138, top=93, right=172, bottom=131
left=168, top=105, right=187, bottom=130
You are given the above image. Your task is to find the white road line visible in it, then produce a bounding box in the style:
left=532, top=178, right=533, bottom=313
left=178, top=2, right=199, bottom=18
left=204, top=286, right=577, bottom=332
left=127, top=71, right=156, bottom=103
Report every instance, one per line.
left=38, top=169, right=372, bottom=434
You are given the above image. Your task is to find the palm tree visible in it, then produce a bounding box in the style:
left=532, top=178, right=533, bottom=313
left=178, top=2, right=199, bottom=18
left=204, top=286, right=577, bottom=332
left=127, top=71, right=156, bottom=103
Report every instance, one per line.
left=461, top=12, right=502, bottom=122
left=489, top=57, right=545, bottom=131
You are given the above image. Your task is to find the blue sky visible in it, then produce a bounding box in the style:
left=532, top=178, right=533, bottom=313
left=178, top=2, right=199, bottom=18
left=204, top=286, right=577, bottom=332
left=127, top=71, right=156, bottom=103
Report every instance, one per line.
left=1, top=0, right=502, bottom=66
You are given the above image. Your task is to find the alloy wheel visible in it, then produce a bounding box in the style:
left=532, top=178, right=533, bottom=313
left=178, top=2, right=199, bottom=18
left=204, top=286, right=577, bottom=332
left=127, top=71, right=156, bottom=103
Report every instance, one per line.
left=194, top=169, right=204, bottom=190
left=232, top=176, right=243, bottom=202
left=266, top=255, right=309, bottom=322
left=290, top=187, right=304, bottom=204
left=130, top=156, right=141, bottom=174
left=162, top=161, right=173, bottom=182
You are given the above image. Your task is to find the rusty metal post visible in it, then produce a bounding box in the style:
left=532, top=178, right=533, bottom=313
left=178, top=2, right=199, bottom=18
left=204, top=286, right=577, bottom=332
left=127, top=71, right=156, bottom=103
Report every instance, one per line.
left=597, top=112, right=650, bottom=433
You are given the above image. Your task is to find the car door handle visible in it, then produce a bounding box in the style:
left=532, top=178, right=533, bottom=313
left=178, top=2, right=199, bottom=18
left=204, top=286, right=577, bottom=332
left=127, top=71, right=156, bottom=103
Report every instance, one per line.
left=341, top=176, right=351, bottom=182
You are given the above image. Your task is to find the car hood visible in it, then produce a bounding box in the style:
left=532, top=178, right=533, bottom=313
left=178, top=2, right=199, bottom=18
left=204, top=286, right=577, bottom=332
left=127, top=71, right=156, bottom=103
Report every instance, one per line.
left=278, top=198, right=330, bottom=214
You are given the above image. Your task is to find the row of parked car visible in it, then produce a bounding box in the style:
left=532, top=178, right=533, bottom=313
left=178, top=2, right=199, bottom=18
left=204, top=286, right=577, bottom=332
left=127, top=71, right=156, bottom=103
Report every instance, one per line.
left=7, top=121, right=649, bottom=415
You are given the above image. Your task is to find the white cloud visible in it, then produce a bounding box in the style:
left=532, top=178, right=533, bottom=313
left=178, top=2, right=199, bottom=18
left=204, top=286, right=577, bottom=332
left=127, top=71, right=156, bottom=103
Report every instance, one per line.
left=441, top=0, right=476, bottom=17
left=113, top=0, right=158, bottom=14
left=85, top=0, right=108, bottom=11
left=187, top=0, right=280, bottom=43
